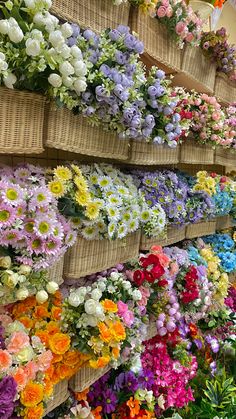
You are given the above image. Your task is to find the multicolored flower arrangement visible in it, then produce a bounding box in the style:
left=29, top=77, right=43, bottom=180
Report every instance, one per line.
left=0, top=0, right=87, bottom=108
left=155, top=0, right=203, bottom=48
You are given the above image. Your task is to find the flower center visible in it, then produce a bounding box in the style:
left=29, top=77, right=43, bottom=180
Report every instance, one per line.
left=25, top=222, right=34, bottom=233
left=32, top=239, right=41, bottom=249
left=37, top=193, right=46, bottom=202
left=6, top=188, right=18, bottom=201
left=0, top=210, right=10, bottom=222
left=38, top=221, right=50, bottom=234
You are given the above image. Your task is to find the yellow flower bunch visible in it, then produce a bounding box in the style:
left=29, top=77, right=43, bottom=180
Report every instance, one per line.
left=139, top=0, right=158, bottom=14
left=200, top=246, right=228, bottom=305
left=193, top=171, right=216, bottom=196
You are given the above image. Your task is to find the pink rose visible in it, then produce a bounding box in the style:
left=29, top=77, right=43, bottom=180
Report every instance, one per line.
left=161, top=0, right=169, bottom=6
left=7, top=331, right=30, bottom=354
left=166, top=6, right=173, bottom=17
left=186, top=32, right=194, bottom=43
left=117, top=301, right=128, bottom=317
left=37, top=350, right=53, bottom=371
left=125, top=270, right=133, bottom=281
left=175, top=21, right=187, bottom=35
left=24, top=361, right=38, bottom=381
left=139, top=286, right=151, bottom=298
left=157, top=6, right=167, bottom=18
left=194, top=99, right=201, bottom=106
left=212, top=112, right=221, bottom=121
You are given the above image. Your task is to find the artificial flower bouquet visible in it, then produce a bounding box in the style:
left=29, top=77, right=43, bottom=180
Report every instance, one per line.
left=0, top=0, right=88, bottom=108
left=155, top=0, right=203, bottom=49
left=203, top=233, right=236, bottom=274
left=201, top=27, right=236, bottom=81
left=63, top=269, right=151, bottom=370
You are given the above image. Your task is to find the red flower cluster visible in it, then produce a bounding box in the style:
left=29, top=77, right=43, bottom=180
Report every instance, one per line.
left=181, top=266, right=199, bottom=304
left=133, top=254, right=166, bottom=287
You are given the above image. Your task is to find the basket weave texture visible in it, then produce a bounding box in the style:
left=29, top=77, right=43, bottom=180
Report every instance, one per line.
left=43, top=380, right=69, bottom=416
left=51, top=0, right=130, bottom=32
left=47, top=257, right=64, bottom=285
left=185, top=219, right=216, bottom=239
left=129, top=7, right=181, bottom=72
left=129, top=141, right=180, bottom=165
left=0, top=87, right=45, bottom=154
left=216, top=215, right=233, bottom=231
left=179, top=45, right=216, bottom=93
left=69, top=363, right=111, bottom=392
left=64, top=231, right=141, bottom=279
left=214, top=73, right=236, bottom=104
left=44, top=104, right=129, bottom=161
left=180, top=139, right=214, bottom=164
left=140, top=225, right=186, bottom=251
left=215, top=147, right=236, bottom=168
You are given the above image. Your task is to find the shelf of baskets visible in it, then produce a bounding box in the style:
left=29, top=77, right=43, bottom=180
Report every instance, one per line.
left=50, top=0, right=130, bottom=33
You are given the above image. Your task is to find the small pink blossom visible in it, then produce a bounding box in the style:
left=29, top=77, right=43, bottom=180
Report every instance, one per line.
left=157, top=6, right=167, bottom=18
left=175, top=21, right=187, bottom=35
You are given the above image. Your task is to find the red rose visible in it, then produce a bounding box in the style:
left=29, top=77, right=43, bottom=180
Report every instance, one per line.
left=144, top=271, right=155, bottom=283
left=140, top=254, right=159, bottom=268
left=151, top=263, right=165, bottom=279
left=158, top=279, right=168, bottom=287
left=133, top=270, right=145, bottom=286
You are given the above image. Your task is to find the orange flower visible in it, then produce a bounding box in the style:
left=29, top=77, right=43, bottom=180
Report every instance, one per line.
left=20, top=382, right=44, bottom=407
left=75, top=388, right=89, bottom=401
left=51, top=306, right=62, bottom=321
left=48, top=333, right=71, bottom=355
left=112, top=347, right=120, bottom=359
left=111, top=320, right=126, bottom=341
left=51, top=368, right=62, bottom=384
left=127, top=397, right=140, bottom=418
left=51, top=353, right=63, bottom=363
left=52, top=291, right=62, bottom=306
left=24, top=403, right=44, bottom=419
left=33, top=305, right=49, bottom=319
left=46, top=321, right=60, bottom=335
left=44, top=364, right=54, bottom=379
left=35, top=330, right=49, bottom=347
left=12, top=367, right=27, bottom=390
left=98, top=322, right=112, bottom=343
left=43, top=379, right=54, bottom=398
left=58, top=363, right=74, bottom=380
left=89, top=356, right=110, bottom=369
left=64, top=350, right=83, bottom=367
left=0, top=349, right=12, bottom=371
left=18, top=316, right=34, bottom=329
left=91, top=406, right=102, bottom=419
left=101, top=299, right=117, bottom=313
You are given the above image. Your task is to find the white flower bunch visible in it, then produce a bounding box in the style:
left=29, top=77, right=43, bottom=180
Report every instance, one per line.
left=0, top=0, right=87, bottom=109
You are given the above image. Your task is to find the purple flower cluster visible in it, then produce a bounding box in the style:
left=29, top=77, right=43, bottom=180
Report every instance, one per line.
left=0, top=376, right=17, bottom=419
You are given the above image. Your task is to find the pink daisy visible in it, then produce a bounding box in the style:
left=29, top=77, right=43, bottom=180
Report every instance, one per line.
left=0, top=229, right=20, bottom=246
left=0, top=203, right=16, bottom=227
left=34, top=216, right=56, bottom=239
left=65, top=229, right=77, bottom=247
left=27, top=235, right=44, bottom=256
left=28, top=186, right=52, bottom=211
left=43, top=237, right=62, bottom=256
left=13, top=166, right=31, bottom=181
left=1, top=183, right=25, bottom=207
left=15, top=256, right=33, bottom=266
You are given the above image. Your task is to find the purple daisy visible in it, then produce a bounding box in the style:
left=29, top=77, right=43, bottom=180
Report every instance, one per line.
left=34, top=216, right=56, bottom=239
left=101, top=389, right=118, bottom=414
left=0, top=203, right=16, bottom=227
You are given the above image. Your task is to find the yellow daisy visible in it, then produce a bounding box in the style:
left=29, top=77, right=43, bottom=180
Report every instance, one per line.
left=54, top=166, right=72, bottom=181
left=85, top=202, right=100, bottom=220
left=71, top=164, right=83, bottom=177
left=75, top=191, right=91, bottom=206
left=48, top=180, right=65, bottom=197
left=74, top=175, right=88, bottom=192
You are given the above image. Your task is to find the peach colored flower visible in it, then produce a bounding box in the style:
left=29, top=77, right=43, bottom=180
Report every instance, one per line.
left=12, top=367, right=28, bottom=390
left=37, top=350, right=53, bottom=372
left=0, top=349, right=12, bottom=371
left=24, top=361, right=39, bottom=381
left=7, top=331, right=30, bottom=353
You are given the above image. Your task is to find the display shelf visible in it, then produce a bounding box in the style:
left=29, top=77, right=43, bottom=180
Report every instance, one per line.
left=43, top=380, right=69, bottom=416
left=172, top=45, right=216, bottom=94
left=50, top=0, right=130, bottom=32
left=214, top=73, right=236, bottom=105
left=63, top=231, right=141, bottom=280
left=0, top=87, right=45, bottom=155
left=44, top=104, right=130, bottom=161
left=140, top=225, right=186, bottom=251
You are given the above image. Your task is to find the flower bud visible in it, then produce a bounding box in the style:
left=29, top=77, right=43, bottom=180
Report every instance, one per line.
left=36, top=290, right=48, bottom=304
left=0, top=256, right=11, bottom=269
left=46, top=281, right=59, bottom=294
left=48, top=73, right=62, bottom=88
left=16, top=288, right=29, bottom=301
left=19, top=265, right=32, bottom=275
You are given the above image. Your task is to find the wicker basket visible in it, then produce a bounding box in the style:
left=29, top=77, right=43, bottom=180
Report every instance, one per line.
left=215, top=147, right=236, bottom=168
left=69, top=363, right=111, bottom=392
left=64, top=231, right=141, bottom=279
left=173, top=45, right=216, bottom=93
left=214, top=73, right=236, bottom=105
left=44, top=104, right=129, bottom=161
left=185, top=219, right=216, bottom=239
left=43, top=380, right=69, bottom=416
left=51, top=0, right=130, bottom=32
left=129, top=7, right=182, bottom=73
left=47, top=257, right=64, bottom=285
left=180, top=139, right=214, bottom=164
left=0, top=87, right=45, bottom=154
left=128, top=141, right=180, bottom=165
left=216, top=215, right=233, bottom=231
left=140, top=225, right=186, bottom=251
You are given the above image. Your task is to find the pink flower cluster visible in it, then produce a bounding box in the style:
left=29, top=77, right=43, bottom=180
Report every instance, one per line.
left=142, top=337, right=197, bottom=413
left=0, top=164, right=76, bottom=270
left=156, top=0, right=203, bottom=48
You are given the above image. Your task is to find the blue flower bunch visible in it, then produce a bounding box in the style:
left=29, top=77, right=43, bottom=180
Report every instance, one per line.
left=203, top=234, right=236, bottom=273
left=186, top=245, right=207, bottom=267
left=212, top=184, right=233, bottom=216
left=218, top=251, right=236, bottom=273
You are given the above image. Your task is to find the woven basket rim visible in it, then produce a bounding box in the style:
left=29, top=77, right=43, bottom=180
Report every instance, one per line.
left=1, top=86, right=46, bottom=102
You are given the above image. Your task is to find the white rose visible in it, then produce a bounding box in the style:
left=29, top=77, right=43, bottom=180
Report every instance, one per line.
left=62, top=76, right=74, bottom=88
left=8, top=18, right=18, bottom=27
left=17, top=275, right=27, bottom=284
left=0, top=20, right=10, bottom=35
left=49, top=30, right=64, bottom=47
left=8, top=25, right=24, bottom=43
left=15, top=346, right=34, bottom=363
left=3, top=271, right=18, bottom=288
left=77, top=287, right=87, bottom=298
left=97, top=281, right=106, bottom=292
left=60, top=22, right=73, bottom=38
left=68, top=292, right=83, bottom=307
left=7, top=320, right=25, bottom=334
left=74, top=79, right=87, bottom=93
left=24, top=0, right=36, bottom=7
left=84, top=299, right=97, bottom=315
left=59, top=61, right=74, bottom=76
left=86, top=315, right=98, bottom=327
left=95, top=305, right=105, bottom=320
left=19, top=265, right=32, bottom=275
left=30, top=29, right=44, bottom=41
left=70, top=45, right=82, bottom=59
left=132, top=289, right=142, bottom=301
left=91, top=289, right=102, bottom=301
left=36, top=290, right=48, bottom=304
left=122, top=280, right=131, bottom=290
left=46, top=281, right=59, bottom=294
left=56, top=44, right=71, bottom=59
left=48, top=73, right=62, bottom=88
left=0, top=59, right=8, bottom=71
left=16, top=288, right=29, bottom=300
left=110, top=272, right=120, bottom=280
left=74, top=60, right=87, bottom=76
left=26, top=38, right=41, bottom=56
left=4, top=73, right=17, bottom=89
left=33, top=12, right=45, bottom=26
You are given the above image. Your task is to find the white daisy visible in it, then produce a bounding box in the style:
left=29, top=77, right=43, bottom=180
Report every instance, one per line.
left=108, top=222, right=117, bottom=238
left=108, top=194, right=123, bottom=207
left=107, top=205, right=121, bottom=222
left=98, top=176, right=112, bottom=190
left=128, top=219, right=139, bottom=232
left=81, top=225, right=98, bottom=240
left=117, top=223, right=128, bottom=239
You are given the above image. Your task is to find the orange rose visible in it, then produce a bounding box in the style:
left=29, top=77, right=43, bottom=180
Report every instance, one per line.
left=51, top=306, right=62, bottom=321
left=43, top=379, right=54, bottom=398
left=52, top=353, right=63, bottom=363
left=58, top=363, right=74, bottom=380
left=12, top=367, right=27, bottom=390
left=45, top=364, right=54, bottom=379
left=20, top=382, right=44, bottom=407
left=35, top=330, right=49, bottom=347
left=111, top=321, right=126, bottom=342
left=52, top=291, right=62, bottom=306
left=48, top=333, right=71, bottom=355
left=101, top=299, right=117, bottom=313
left=98, top=323, right=112, bottom=343
left=75, top=388, right=89, bottom=401
left=46, top=321, right=60, bottom=335
left=89, top=356, right=110, bottom=369
left=18, top=316, right=34, bottom=329
left=63, top=350, right=82, bottom=367
left=33, top=305, right=49, bottom=319
left=24, top=403, right=44, bottom=419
